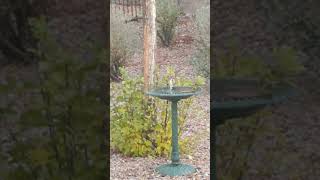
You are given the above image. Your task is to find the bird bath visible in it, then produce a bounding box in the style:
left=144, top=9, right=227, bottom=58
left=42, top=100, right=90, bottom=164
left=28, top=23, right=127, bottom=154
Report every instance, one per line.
left=146, top=86, right=200, bottom=176
left=211, top=78, right=297, bottom=180
left=212, top=78, right=297, bottom=125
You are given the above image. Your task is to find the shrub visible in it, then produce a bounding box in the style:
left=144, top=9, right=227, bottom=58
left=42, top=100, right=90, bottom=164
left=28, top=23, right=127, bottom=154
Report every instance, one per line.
left=190, top=6, right=210, bottom=78
left=111, top=67, right=205, bottom=157
left=156, top=0, right=180, bottom=47
left=110, top=11, right=141, bottom=81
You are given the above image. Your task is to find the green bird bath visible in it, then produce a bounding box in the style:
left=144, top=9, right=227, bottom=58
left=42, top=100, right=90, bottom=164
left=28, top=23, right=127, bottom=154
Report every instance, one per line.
left=146, top=86, right=200, bottom=176
left=212, top=78, right=297, bottom=125
left=211, top=78, right=297, bottom=180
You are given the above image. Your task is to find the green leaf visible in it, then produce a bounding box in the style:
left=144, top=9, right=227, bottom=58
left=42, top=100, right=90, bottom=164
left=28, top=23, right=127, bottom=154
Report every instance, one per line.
left=0, top=84, right=10, bottom=94
left=20, top=109, right=46, bottom=127
left=5, top=166, right=34, bottom=180
left=29, top=147, right=51, bottom=166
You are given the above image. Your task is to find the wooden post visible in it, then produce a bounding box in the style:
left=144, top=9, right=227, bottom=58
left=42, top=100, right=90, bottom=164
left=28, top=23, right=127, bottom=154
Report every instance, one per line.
left=143, top=0, right=156, bottom=92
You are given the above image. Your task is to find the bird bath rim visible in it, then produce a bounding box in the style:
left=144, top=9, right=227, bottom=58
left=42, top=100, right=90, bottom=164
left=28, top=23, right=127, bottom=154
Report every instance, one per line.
left=211, top=78, right=298, bottom=123
left=146, top=86, right=201, bottom=101
left=212, top=78, right=297, bottom=108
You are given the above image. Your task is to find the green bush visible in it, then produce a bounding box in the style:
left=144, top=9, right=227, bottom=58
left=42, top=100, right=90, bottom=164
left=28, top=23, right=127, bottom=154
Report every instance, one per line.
left=156, top=0, right=180, bottom=47
left=110, top=11, right=141, bottom=81
left=111, top=67, right=205, bottom=157
left=190, top=6, right=210, bottom=78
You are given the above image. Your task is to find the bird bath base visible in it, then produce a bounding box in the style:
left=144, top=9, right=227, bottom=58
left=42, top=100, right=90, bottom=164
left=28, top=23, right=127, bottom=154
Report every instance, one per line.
left=156, top=163, right=196, bottom=176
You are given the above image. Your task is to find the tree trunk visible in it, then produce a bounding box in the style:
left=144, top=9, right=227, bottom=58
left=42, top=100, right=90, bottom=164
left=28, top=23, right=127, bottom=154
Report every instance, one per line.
left=143, top=0, right=156, bottom=92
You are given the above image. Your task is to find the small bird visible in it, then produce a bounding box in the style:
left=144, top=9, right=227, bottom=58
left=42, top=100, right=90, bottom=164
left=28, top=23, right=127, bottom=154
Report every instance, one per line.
left=169, top=76, right=175, bottom=91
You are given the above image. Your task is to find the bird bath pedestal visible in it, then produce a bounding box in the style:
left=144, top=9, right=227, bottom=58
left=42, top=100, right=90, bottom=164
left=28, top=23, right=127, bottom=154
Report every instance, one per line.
left=146, top=86, right=200, bottom=176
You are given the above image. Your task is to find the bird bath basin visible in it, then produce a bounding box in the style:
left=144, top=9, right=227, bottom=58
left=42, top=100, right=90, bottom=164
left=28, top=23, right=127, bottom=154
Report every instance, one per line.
left=146, top=86, right=200, bottom=176
left=147, top=86, right=200, bottom=101
left=211, top=78, right=297, bottom=180
left=212, top=78, right=297, bottom=125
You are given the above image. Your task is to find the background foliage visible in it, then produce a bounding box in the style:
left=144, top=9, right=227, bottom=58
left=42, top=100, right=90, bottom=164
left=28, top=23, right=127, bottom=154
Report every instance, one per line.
left=214, top=44, right=304, bottom=90
left=0, top=0, right=48, bottom=64
left=258, top=0, right=320, bottom=76
left=0, top=16, right=107, bottom=180
left=156, top=0, right=180, bottom=47
left=190, top=5, right=210, bottom=79
left=110, top=10, right=142, bottom=81
left=216, top=110, right=289, bottom=179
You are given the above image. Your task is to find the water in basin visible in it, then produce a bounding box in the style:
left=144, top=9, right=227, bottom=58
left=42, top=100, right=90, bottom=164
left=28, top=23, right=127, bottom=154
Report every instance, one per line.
left=147, top=86, right=200, bottom=101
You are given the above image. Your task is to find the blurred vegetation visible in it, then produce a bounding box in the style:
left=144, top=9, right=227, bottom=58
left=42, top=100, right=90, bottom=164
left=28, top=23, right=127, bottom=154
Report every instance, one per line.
left=214, top=1, right=320, bottom=179
left=216, top=110, right=289, bottom=179
left=213, top=44, right=304, bottom=90
left=110, top=10, right=141, bottom=81
left=258, top=0, right=320, bottom=76
left=156, top=0, right=180, bottom=47
left=111, top=67, right=205, bottom=157
left=0, top=16, right=107, bottom=180
left=0, top=0, right=48, bottom=64
left=190, top=5, right=210, bottom=79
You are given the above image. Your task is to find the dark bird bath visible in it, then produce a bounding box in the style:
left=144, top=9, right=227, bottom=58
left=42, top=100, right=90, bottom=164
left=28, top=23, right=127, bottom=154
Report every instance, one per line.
left=211, top=78, right=297, bottom=180
left=212, top=78, right=297, bottom=125
left=146, top=86, right=200, bottom=176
